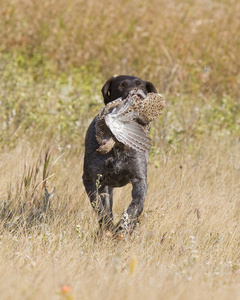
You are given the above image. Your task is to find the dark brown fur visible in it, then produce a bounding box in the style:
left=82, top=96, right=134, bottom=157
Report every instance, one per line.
left=82, top=75, right=157, bottom=234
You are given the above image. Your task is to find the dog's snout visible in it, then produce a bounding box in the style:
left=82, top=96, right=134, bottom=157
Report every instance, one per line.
left=136, top=90, right=147, bottom=99
left=128, top=88, right=147, bottom=100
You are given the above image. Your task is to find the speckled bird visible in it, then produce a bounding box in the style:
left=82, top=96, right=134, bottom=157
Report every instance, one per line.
left=95, top=89, right=166, bottom=154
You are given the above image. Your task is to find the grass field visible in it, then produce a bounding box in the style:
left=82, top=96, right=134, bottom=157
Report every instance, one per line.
left=1, top=0, right=240, bottom=299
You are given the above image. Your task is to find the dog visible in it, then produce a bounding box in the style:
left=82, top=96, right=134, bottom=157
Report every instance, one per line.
left=82, top=75, right=157, bottom=234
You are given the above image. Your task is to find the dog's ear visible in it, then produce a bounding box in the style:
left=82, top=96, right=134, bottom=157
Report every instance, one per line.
left=145, top=81, right=157, bottom=93
left=102, top=76, right=115, bottom=105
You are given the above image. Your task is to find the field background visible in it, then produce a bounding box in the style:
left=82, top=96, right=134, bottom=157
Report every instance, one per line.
left=1, top=0, right=240, bottom=299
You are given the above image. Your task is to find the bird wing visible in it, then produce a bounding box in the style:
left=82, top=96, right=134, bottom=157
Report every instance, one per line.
left=105, top=111, right=152, bottom=153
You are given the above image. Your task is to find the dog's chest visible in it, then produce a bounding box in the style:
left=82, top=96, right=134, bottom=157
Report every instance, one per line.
left=100, top=148, right=147, bottom=187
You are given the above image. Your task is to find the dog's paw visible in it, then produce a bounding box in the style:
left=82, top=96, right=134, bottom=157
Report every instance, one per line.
left=112, top=223, right=136, bottom=241
left=114, top=216, right=137, bottom=236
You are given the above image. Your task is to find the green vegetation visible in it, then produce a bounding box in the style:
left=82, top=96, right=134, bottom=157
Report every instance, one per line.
left=0, top=53, right=103, bottom=149
left=1, top=53, right=239, bottom=153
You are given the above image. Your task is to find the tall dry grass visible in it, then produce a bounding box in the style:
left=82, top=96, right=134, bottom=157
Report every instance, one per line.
left=0, top=138, right=240, bottom=300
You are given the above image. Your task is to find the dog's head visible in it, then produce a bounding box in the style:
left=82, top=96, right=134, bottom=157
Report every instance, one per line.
left=102, top=75, right=157, bottom=105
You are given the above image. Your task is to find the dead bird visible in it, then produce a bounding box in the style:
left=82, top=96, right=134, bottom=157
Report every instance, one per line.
left=95, top=89, right=166, bottom=154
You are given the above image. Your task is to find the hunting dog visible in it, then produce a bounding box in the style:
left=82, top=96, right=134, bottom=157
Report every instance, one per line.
left=82, top=75, right=157, bottom=234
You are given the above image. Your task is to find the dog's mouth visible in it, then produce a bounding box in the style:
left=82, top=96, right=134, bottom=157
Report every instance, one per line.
left=127, top=89, right=147, bottom=100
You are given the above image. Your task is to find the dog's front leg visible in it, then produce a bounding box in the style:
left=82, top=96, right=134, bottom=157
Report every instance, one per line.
left=97, top=185, right=114, bottom=231
left=116, top=177, right=147, bottom=234
left=83, top=177, right=114, bottom=231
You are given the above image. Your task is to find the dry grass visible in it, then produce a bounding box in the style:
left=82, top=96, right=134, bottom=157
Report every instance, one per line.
left=0, top=138, right=240, bottom=300
left=1, top=0, right=240, bottom=97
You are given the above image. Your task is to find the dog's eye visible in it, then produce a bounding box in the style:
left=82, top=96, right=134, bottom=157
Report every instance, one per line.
left=119, top=81, right=128, bottom=89
left=135, top=80, right=141, bottom=86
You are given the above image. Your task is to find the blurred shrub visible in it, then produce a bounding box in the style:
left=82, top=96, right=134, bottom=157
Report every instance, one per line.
left=0, top=54, right=239, bottom=154
left=0, top=53, right=103, bottom=149
left=0, top=0, right=240, bottom=97
left=0, top=0, right=240, bottom=152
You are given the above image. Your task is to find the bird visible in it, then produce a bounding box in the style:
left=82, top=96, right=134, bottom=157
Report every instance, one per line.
left=95, top=89, right=166, bottom=154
